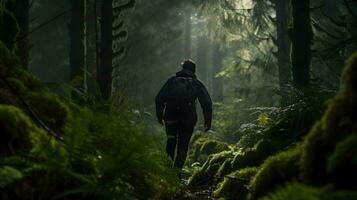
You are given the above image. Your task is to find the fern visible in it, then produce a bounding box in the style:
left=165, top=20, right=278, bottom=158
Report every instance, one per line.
left=0, top=166, right=23, bottom=188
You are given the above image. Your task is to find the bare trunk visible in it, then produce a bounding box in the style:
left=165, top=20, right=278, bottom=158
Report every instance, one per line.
left=276, top=0, right=291, bottom=88
left=69, top=0, right=85, bottom=81
left=99, top=0, right=113, bottom=100
left=291, top=0, right=312, bottom=88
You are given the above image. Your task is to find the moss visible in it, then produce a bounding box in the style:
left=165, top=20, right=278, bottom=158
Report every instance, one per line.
left=0, top=88, right=19, bottom=105
left=0, top=105, right=40, bottom=155
left=300, top=52, right=357, bottom=186
left=326, top=134, right=357, bottom=189
left=0, top=41, right=20, bottom=75
left=213, top=167, right=258, bottom=199
left=187, top=135, right=229, bottom=165
left=10, top=68, right=43, bottom=91
left=260, top=182, right=357, bottom=200
left=26, top=92, right=70, bottom=132
left=188, top=151, right=234, bottom=188
left=230, top=139, right=279, bottom=174
left=5, top=78, right=27, bottom=95
left=250, top=146, right=302, bottom=199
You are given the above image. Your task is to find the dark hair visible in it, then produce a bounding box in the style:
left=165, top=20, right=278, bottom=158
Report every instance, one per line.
left=182, top=59, right=196, bottom=73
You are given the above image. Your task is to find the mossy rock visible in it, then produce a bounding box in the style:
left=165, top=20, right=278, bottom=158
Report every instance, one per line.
left=188, top=151, right=234, bottom=188
left=187, top=134, right=229, bottom=165
left=0, top=105, right=40, bottom=155
left=26, top=92, right=70, bottom=132
left=10, top=68, right=43, bottom=92
left=250, top=145, right=302, bottom=199
left=326, top=134, right=357, bottom=189
left=300, top=52, right=357, bottom=187
left=231, top=139, right=279, bottom=173
left=213, top=167, right=258, bottom=199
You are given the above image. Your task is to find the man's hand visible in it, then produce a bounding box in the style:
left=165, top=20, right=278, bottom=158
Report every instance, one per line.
left=204, top=122, right=211, bottom=132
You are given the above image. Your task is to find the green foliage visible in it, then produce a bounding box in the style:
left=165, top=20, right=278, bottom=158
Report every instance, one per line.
left=0, top=41, right=180, bottom=199
left=260, top=182, right=357, bottom=200
left=213, top=167, right=258, bottom=199
left=0, top=105, right=40, bottom=155
left=250, top=146, right=302, bottom=199
left=26, top=92, right=70, bottom=132
left=0, top=166, right=23, bottom=188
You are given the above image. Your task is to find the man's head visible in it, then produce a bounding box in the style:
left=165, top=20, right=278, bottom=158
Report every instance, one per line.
left=182, top=59, right=196, bottom=73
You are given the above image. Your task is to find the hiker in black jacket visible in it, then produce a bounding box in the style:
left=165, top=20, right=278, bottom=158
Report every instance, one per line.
left=155, top=60, right=212, bottom=169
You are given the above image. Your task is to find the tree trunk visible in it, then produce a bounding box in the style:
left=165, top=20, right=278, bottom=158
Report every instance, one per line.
left=212, top=44, right=224, bottom=102
left=184, top=9, right=191, bottom=59
left=197, top=33, right=209, bottom=84
left=275, top=0, right=291, bottom=104
left=86, top=0, right=97, bottom=94
left=291, top=0, right=312, bottom=88
left=99, top=0, right=114, bottom=100
left=69, top=0, right=85, bottom=82
left=99, top=0, right=135, bottom=100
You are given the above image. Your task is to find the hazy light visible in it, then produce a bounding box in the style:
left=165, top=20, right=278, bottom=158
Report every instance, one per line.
left=235, top=0, right=254, bottom=9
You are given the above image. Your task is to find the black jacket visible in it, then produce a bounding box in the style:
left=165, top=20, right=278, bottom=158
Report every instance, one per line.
left=155, top=69, right=212, bottom=127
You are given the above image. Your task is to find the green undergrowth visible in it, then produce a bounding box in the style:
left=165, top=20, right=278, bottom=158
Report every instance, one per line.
left=0, top=41, right=180, bottom=199
left=261, top=182, right=357, bottom=200
left=186, top=52, right=357, bottom=199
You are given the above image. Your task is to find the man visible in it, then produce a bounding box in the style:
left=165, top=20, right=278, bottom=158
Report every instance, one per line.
left=155, top=59, right=212, bottom=169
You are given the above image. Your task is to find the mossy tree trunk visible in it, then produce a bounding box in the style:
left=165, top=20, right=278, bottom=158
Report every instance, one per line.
left=275, top=0, right=291, bottom=103
left=99, top=0, right=135, bottom=100
left=212, top=44, right=224, bottom=102
left=291, top=0, right=312, bottom=88
left=69, top=0, right=85, bottom=83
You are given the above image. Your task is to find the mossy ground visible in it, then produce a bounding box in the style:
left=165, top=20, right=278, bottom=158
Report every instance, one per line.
left=183, top=53, right=357, bottom=199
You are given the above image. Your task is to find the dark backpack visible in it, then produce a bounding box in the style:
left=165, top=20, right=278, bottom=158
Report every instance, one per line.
left=167, top=76, right=196, bottom=108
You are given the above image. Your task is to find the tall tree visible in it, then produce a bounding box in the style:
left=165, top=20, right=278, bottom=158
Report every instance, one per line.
left=69, top=0, right=85, bottom=82
left=291, top=0, right=312, bottom=88
left=99, top=0, right=134, bottom=100
left=275, top=0, right=291, bottom=90
left=99, top=0, right=113, bottom=100
left=212, top=44, right=224, bottom=102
